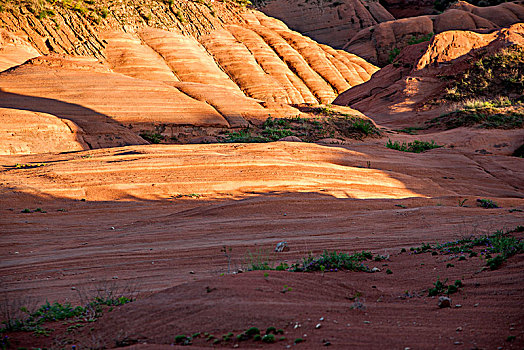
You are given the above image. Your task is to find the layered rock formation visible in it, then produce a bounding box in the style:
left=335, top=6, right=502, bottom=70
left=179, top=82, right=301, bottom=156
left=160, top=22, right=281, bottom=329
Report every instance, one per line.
left=257, top=0, right=394, bottom=48
left=0, top=1, right=378, bottom=155
left=334, top=23, right=524, bottom=124
left=344, top=1, right=524, bottom=66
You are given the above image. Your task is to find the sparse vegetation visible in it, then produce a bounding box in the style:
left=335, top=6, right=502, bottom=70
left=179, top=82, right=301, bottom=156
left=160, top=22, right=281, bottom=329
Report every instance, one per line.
left=429, top=97, right=524, bottom=129
left=428, top=278, right=463, bottom=296
left=407, top=32, right=434, bottom=45
left=225, top=113, right=378, bottom=143
left=388, top=47, right=400, bottom=64
left=140, top=132, right=165, bottom=144
left=441, top=45, right=524, bottom=102
left=386, top=139, right=443, bottom=153
left=477, top=198, right=499, bottom=209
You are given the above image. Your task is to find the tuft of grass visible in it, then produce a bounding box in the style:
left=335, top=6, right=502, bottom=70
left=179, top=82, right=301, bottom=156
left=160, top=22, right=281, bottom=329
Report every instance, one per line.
left=477, top=198, right=499, bottom=209
left=429, top=97, right=524, bottom=130
left=386, top=139, right=443, bottom=153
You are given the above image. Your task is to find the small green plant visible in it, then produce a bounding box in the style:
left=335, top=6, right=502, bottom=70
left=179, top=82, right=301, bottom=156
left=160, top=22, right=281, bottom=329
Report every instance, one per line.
left=477, top=198, right=499, bottom=209
left=428, top=278, right=462, bottom=296
left=140, top=132, right=165, bottom=144
left=245, top=327, right=260, bottom=337
left=458, top=198, right=468, bottom=207
left=386, top=269, right=392, bottom=274
left=175, top=334, right=191, bottom=345
left=262, top=334, right=275, bottom=343
left=253, top=334, right=262, bottom=341
left=407, top=32, right=434, bottom=45
left=294, top=338, right=304, bottom=344
left=386, top=139, right=443, bottom=153
left=388, top=47, right=400, bottom=64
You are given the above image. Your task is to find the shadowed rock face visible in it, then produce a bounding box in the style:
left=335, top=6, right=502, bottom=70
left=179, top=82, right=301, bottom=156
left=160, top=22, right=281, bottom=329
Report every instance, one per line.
left=257, top=0, right=395, bottom=48
left=344, top=1, right=524, bottom=66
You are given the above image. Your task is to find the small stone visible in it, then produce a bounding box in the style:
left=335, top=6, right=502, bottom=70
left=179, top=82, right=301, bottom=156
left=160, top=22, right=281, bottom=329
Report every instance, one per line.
left=456, top=327, right=462, bottom=332
left=323, top=341, right=331, bottom=346
left=455, top=304, right=462, bottom=308
left=71, top=286, right=76, bottom=290
left=438, top=296, right=451, bottom=308
left=363, top=321, right=371, bottom=324
left=189, top=271, right=195, bottom=274
left=474, top=303, right=479, bottom=307
left=294, top=323, right=300, bottom=329
left=111, top=226, right=115, bottom=230
left=454, top=341, right=462, bottom=345
left=112, top=276, right=118, bottom=279
left=404, top=348, right=411, bottom=350
left=371, top=267, right=380, bottom=273
left=275, top=241, right=289, bottom=252
left=346, top=324, right=351, bottom=327
left=319, top=317, right=324, bottom=321
left=316, top=323, right=322, bottom=329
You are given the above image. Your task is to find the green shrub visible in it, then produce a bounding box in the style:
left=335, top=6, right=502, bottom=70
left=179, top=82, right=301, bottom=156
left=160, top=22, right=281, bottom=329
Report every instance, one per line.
left=386, top=139, right=443, bottom=153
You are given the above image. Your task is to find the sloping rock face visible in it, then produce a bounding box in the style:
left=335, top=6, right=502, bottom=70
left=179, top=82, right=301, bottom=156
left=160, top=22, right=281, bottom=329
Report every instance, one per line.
left=334, top=23, right=524, bottom=124
left=257, top=0, right=394, bottom=48
left=380, top=0, right=436, bottom=18
left=0, top=2, right=378, bottom=154
left=344, top=2, right=524, bottom=66
left=450, top=1, right=524, bottom=27
left=0, top=29, right=39, bottom=72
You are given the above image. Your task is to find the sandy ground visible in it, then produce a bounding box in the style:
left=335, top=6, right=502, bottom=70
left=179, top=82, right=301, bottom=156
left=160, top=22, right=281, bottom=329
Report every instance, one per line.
left=0, top=141, right=523, bottom=348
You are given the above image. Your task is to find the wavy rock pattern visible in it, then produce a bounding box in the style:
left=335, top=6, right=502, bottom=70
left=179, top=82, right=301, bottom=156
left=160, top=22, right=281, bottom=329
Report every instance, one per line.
left=258, top=0, right=395, bottom=48
left=344, top=2, right=524, bottom=66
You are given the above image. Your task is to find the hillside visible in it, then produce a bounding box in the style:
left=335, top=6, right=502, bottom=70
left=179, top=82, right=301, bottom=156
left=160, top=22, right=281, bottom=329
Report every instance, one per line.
left=0, top=0, right=378, bottom=155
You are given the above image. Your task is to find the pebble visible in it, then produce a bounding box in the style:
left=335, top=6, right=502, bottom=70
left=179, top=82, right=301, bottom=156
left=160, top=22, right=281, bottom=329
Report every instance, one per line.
left=71, top=286, right=76, bottom=290
left=319, top=317, right=324, bottom=321
left=474, top=303, right=479, bottom=307
left=363, top=321, right=371, bottom=324
left=189, top=271, right=195, bottom=274
left=316, top=323, right=322, bottom=329
left=404, top=348, right=411, bottom=350
left=455, top=304, right=462, bottom=308
left=112, top=276, right=118, bottom=279
left=111, top=226, right=115, bottom=230
left=371, top=267, right=381, bottom=272
left=438, top=296, right=451, bottom=308
left=456, top=327, right=463, bottom=332
left=454, top=341, right=463, bottom=345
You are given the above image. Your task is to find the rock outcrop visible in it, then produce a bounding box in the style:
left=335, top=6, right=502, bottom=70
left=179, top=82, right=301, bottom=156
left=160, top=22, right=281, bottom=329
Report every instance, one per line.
left=0, top=1, right=379, bottom=154
left=334, top=23, right=524, bottom=125
left=257, top=0, right=394, bottom=48
left=343, top=2, right=524, bottom=66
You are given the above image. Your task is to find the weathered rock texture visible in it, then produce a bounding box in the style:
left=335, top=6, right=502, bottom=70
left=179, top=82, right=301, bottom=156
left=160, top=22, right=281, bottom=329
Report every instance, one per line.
left=334, top=23, right=524, bottom=125
left=344, top=1, right=524, bottom=66
left=0, top=2, right=378, bottom=154
left=258, top=0, right=394, bottom=48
